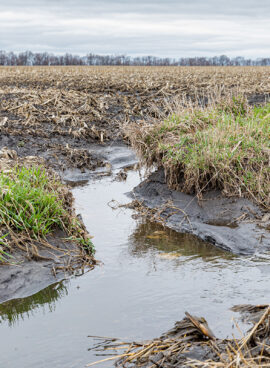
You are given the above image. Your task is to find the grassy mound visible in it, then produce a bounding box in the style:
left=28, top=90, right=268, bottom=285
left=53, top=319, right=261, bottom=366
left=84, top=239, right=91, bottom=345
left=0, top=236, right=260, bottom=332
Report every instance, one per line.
left=127, top=97, right=270, bottom=209
left=0, top=165, right=94, bottom=263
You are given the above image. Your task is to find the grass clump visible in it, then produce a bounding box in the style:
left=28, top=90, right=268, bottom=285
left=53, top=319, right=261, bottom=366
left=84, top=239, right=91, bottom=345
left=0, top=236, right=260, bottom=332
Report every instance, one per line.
left=127, top=97, right=270, bottom=209
left=0, top=233, right=12, bottom=263
left=0, top=165, right=94, bottom=263
left=0, top=166, right=66, bottom=237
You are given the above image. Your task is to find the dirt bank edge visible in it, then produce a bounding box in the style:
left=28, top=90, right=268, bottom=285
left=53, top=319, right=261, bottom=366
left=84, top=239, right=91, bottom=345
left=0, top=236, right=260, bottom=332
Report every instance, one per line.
left=131, top=169, right=270, bottom=255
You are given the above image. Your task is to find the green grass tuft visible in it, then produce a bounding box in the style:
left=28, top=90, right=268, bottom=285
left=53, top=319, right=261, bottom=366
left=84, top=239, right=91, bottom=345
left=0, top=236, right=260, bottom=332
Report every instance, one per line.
left=0, top=166, right=66, bottom=237
left=127, top=98, right=270, bottom=208
left=0, top=166, right=94, bottom=262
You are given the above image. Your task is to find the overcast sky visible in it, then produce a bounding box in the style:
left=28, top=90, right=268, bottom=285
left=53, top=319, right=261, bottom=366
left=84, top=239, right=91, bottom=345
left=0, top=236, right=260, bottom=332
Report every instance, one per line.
left=0, top=0, right=269, bottom=58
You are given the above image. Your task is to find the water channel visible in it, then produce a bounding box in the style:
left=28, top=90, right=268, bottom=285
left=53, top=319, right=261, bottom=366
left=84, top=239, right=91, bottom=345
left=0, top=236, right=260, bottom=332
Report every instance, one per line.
left=0, top=147, right=269, bottom=367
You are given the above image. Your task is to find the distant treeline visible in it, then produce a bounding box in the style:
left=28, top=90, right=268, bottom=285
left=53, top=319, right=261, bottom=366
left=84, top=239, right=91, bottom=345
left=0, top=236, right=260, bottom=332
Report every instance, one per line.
left=0, top=51, right=270, bottom=66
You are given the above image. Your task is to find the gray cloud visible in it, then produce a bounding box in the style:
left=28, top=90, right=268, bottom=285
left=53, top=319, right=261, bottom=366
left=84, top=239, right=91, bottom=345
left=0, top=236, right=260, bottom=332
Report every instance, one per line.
left=0, top=1, right=269, bottom=57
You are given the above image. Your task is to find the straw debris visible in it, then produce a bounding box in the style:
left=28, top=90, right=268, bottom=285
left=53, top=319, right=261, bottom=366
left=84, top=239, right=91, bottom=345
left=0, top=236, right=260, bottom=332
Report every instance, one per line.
left=88, top=304, right=270, bottom=367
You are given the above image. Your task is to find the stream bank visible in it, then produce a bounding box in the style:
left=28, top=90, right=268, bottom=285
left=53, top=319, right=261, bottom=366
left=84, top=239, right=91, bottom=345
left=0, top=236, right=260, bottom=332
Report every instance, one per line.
left=0, top=142, right=269, bottom=306
left=0, top=150, right=96, bottom=303
left=131, top=169, right=270, bottom=255
left=0, top=145, right=269, bottom=368
left=0, top=143, right=138, bottom=304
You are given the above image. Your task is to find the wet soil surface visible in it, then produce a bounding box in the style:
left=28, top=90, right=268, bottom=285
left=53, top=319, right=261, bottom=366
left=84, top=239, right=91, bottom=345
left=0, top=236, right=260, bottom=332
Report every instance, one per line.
left=61, top=142, right=138, bottom=184
left=0, top=231, right=79, bottom=304
left=0, top=132, right=106, bottom=174
left=132, top=169, right=270, bottom=255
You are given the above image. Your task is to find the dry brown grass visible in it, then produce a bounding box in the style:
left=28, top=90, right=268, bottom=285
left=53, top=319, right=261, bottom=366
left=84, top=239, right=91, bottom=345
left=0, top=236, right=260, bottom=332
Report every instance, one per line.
left=88, top=305, right=270, bottom=368
left=125, top=95, right=270, bottom=209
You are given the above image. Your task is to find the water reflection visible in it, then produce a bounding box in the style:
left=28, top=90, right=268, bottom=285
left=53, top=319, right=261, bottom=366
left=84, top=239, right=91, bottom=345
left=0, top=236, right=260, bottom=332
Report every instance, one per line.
left=0, top=162, right=269, bottom=368
left=0, top=281, right=68, bottom=326
left=129, top=221, right=235, bottom=262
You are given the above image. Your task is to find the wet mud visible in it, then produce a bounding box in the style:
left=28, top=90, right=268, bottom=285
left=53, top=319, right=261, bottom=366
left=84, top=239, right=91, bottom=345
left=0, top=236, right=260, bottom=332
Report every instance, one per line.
left=61, top=142, right=138, bottom=184
left=131, top=169, right=270, bottom=255
left=0, top=132, right=106, bottom=174
left=0, top=231, right=76, bottom=304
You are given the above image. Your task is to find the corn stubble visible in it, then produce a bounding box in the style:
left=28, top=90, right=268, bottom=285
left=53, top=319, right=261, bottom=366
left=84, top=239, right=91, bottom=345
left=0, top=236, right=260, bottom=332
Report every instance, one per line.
left=0, top=66, right=269, bottom=143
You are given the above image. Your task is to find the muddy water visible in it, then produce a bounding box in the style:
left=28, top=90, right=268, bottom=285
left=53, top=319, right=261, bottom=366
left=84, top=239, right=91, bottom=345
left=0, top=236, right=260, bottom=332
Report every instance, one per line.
left=0, top=157, right=269, bottom=367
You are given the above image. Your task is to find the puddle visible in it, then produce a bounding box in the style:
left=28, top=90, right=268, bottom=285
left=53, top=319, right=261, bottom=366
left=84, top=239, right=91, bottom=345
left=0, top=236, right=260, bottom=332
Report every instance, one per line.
left=0, top=149, right=269, bottom=367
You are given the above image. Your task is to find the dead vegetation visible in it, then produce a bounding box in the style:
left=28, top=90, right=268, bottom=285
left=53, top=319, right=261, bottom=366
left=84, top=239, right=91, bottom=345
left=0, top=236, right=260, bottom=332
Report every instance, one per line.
left=88, top=304, right=270, bottom=367
left=125, top=96, right=270, bottom=210
left=0, top=66, right=269, bottom=173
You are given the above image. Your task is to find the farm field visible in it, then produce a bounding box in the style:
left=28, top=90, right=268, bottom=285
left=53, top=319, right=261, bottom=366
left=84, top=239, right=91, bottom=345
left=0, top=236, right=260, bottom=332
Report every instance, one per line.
left=0, top=66, right=270, bottom=367
left=0, top=66, right=269, bottom=171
